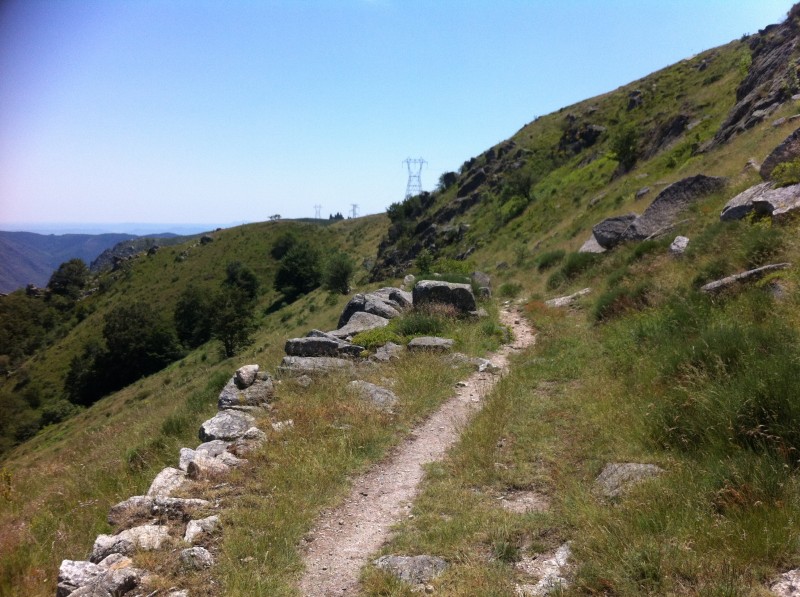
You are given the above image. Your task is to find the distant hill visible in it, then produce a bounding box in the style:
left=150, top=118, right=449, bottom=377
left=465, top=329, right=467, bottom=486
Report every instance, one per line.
left=0, top=231, right=138, bottom=293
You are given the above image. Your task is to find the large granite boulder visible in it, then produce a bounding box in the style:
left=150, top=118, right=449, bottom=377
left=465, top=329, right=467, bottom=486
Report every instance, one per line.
left=761, top=126, right=800, bottom=180
left=621, top=175, right=727, bottom=240
left=217, top=375, right=274, bottom=411
left=720, top=181, right=800, bottom=221
left=199, top=410, right=256, bottom=442
left=592, top=213, right=638, bottom=249
left=337, top=290, right=405, bottom=328
left=328, top=311, right=390, bottom=340
left=412, top=280, right=476, bottom=313
left=146, top=467, right=186, bottom=498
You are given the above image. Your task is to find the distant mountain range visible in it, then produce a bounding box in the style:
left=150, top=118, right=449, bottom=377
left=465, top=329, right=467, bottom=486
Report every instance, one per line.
left=0, top=231, right=183, bottom=293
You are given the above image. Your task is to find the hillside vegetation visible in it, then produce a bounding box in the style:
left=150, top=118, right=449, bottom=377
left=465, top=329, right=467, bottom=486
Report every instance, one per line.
left=4, top=6, right=800, bottom=596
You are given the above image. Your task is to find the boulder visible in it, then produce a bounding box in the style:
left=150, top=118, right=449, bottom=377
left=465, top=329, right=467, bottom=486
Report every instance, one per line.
left=761, top=126, right=800, bottom=180
left=370, top=342, right=404, bottom=363
left=285, top=336, right=364, bottom=358
left=65, top=568, right=140, bottom=597
left=107, top=495, right=210, bottom=527
left=57, top=560, right=105, bottom=597
left=278, top=356, right=355, bottom=377
left=622, top=175, right=727, bottom=240
left=700, top=262, right=792, bottom=293
left=669, top=236, right=690, bottom=255
left=328, top=311, right=389, bottom=340
left=338, top=292, right=401, bottom=328
left=217, top=376, right=274, bottom=411
left=372, top=287, right=413, bottom=309
left=753, top=183, right=800, bottom=221
left=146, top=467, right=186, bottom=498
left=373, top=555, right=448, bottom=586
left=234, top=364, right=259, bottom=389
left=90, top=524, right=169, bottom=562
left=545, top=288, right=591, bottom=308
left=412, top=280, right=476, bottom=313
left=470, top=271, right=492, bottom=289
left=187, top=453, right=231, bottom=479
left=180, top=546, right=215, bottom=570
left=196, top=439, right=230, bottom=458
left=348, top=380, right=398, bottom=409
left=199, top=410, right=256, bottom=442
left=594, top=462, right=664, bottom=499
left=720, top=182, right=773, bottom=221
left=407, top=336, right=455, bottom=353
left=770, top=569, right=800, bottom=596
left=592, top=214, right=638, bottom=249
left=184, top=514, right=221, bottom=544
left=578, top=234, right=607, bottom=254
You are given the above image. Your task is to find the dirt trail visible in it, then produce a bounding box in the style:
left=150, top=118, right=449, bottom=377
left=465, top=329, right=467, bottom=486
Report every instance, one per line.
left=298, top=305, right=536, bottom=596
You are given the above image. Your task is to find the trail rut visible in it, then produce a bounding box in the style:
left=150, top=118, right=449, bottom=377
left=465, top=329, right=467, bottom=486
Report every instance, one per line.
left=298, top=305, right=536, bottom=596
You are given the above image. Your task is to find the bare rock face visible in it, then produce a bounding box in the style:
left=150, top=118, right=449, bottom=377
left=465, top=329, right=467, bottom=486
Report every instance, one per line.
left=594, top=462, right=664, bottom=499
left=199, top=410, right=256, bottom=442
left=348, top=380, right=398, bottom=409
left=90, top=524, right=169, bottom=563
left=146, top=467, right=186, bottom=498
left=761, top=126, right=800, bottom=180
left=412, top=280, right=476, bottom=313
left=406, top=336, right=455, bottom=353
left=373, top=555, right=448, bottom=586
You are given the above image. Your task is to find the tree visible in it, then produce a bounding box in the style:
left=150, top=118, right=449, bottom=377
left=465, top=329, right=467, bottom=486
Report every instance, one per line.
left=174, top=285, right=215, bottom=348
left=270, top=231, right=298, bottom=260
left=273, top=243, right=321, bottom=301
left=48, top=258, right=89, bottom=300
left=610, top=124, right=639, bottom=171
left=322, top=251, right=355, bottom=294
left=212, top=287, right=256, bottom=357
left=224, top=261, right=260, bottom=301
left=437, top=171, right=458, bottom=192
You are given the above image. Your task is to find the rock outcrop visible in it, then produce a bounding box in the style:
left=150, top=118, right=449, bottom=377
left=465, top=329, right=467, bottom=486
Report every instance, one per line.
left=700, top=262, right=792, bottom=293
left=412, top=280, right=476, bottom=313
left=720, top=181, right=800, bottom=222
left=761, top=126, right=800, bottom=179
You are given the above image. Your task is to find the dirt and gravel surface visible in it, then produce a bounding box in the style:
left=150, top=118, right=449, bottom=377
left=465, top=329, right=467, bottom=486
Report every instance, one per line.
left=298, top=304, right=536, bottom=596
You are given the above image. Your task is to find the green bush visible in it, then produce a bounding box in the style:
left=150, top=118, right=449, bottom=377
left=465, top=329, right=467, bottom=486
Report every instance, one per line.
left=350, top=328, right=404, bottom=350
left=389, top=311, right=448, bottom=337
left=322, top=251, right=355, bottom=294
left=535, top=249, right=566, bottom=271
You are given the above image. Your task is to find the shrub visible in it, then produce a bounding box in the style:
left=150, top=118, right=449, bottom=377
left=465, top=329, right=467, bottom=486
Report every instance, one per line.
left=274, top=244, right=321, bottom=301
left=47, top=258, right=89, bottom=300
left=389, top=311, right=447, bottom=337
left=350, top=328, right=404, bottom=350
left=592, top=282, right=650, bottom=322
left=610, top=124, right=639, bottom=171
left=270, top=231, right=298, bottom=260
left=322, top=251, right=355, bottom=294
left=498, top=282, right=523, bottom=298
left=535, top=249, right=566, bottom=271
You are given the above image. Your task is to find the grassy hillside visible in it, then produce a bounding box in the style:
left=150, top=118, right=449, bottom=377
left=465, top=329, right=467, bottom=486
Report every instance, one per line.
left=4, top=7, right=800, bottom=596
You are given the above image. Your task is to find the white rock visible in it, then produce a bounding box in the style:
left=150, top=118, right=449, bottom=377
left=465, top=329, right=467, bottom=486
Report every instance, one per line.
left=184, top=515, right=221, bottom=544
left=146, top=467, right=186, bottom=498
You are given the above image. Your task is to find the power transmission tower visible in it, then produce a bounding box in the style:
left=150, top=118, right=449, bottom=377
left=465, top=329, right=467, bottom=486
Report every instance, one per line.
left=403, top=157, right=427, bottom=200
left=314, top=204, right=321, bottom=220
left=350, top=203, right=359, bottom=219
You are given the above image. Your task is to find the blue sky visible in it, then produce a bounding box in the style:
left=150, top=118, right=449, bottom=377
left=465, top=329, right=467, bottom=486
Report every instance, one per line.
left=0, top=0, right=794, bottom=233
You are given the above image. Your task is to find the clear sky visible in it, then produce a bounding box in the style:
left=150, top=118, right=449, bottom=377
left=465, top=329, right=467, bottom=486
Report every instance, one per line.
left=0, top=0, right=794, bottom=233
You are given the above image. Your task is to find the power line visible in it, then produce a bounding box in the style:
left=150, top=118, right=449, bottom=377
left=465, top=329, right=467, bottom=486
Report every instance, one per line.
left=403, top=157, right=427, bottom=199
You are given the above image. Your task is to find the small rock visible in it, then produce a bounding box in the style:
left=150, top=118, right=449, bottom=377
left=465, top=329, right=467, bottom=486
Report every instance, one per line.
left=407, top=336, right=455, bottom=353
left=373, top=555, right=448, bottom=586
left=669, top=235, right=689, bottom=255
left=700, top=263, right=791, bottom=293
left=187, top=453, right=231, bottom=480
left=770, top=569, right=800, bottom=596
left=545, top=288, right=591, bottom=308
left=594, top=462, right=664, bottom=499
left=180, top=546, right=215, bottom=569
left=348, top=380, right=398, bottom=409
left=184, top=515, right=221, bottom=544
left=91, top=524, right=169, bottom=562
left=234, top=364, right=259, bottom=389
left=370, top=342, right=404, bottom=363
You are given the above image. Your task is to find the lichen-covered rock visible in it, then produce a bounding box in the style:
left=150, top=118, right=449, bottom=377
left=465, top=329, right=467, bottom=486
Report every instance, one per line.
left=107, top=495, right=210, bottom=526
left=761, top=126, right=800, bottom=180
left=199, top=410, right=256, bottom=442
left=370, top=342, right=404, bottom=363
left=184, top=514, right=221, bottom=544
left=90, top=524, right=169, bottom=562
left=669, top=236, right=690, bottom=255
left=348, top=380, right=398, bottom=409
left=217, top=376, right=274, bottom=411
left=278, top=355, right=356, bottom=377
left=187, top=453, right=231, bottom=479
left=720, top=182, right=773, bottom=221
left=338, top=292, right=401, bottom=328
left=180, top=546, right=215, bottom=570
left=406, top=336, right=455, bottom=353
left=592, top=213, right=638, bottom=249
left=770, top=569, right=800, bottom=596
left=373, top=554, right=448, bottom=586
left=594, top=462, right=664, bottom=499
left=412, top=280, right=476, bottom=313
left=234, top=364, right=259, bottom=389
left=57, top=560, right=105, bottom=597
left=146, top=467, right=186, bottom=498
left=328, top=311, right=390, bottom=340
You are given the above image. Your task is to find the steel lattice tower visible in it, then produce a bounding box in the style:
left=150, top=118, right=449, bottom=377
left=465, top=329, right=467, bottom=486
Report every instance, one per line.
left=403, top=157, right=427, bottom=199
